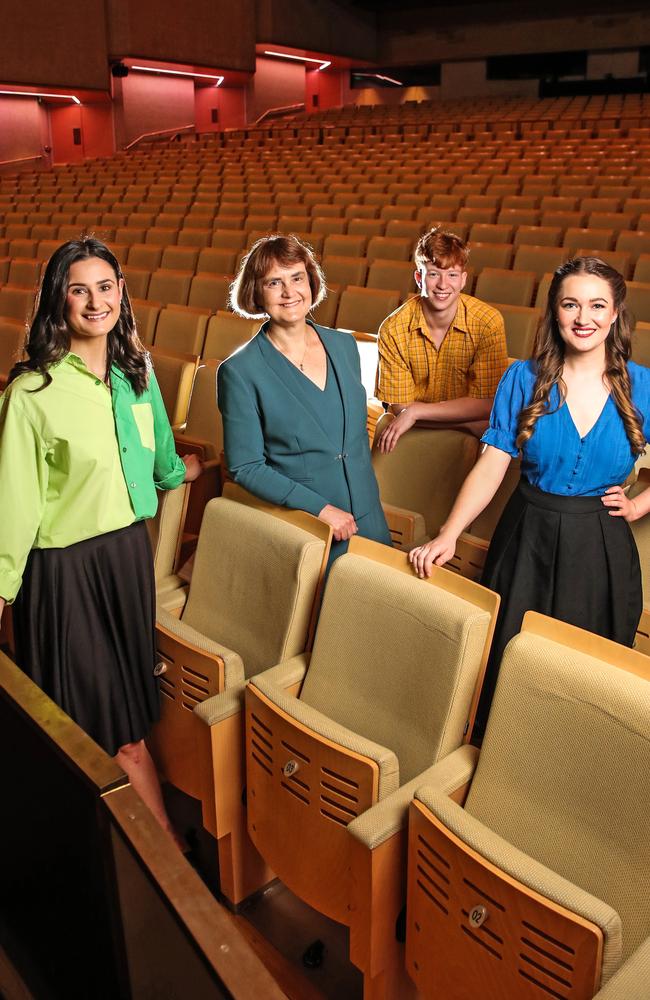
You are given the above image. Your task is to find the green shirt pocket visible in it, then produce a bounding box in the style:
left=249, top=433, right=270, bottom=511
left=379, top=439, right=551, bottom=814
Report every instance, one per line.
left=131, top=402, right=155, bottom=451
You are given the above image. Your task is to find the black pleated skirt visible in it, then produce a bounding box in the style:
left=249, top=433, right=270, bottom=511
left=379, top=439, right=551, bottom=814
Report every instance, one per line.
left=13, top=520, right=160, bottom=757
left=475, top=478, right=643, bottom=736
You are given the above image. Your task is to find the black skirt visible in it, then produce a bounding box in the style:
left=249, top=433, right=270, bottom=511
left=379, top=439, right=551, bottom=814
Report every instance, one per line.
left=13, top=520, right=160, bottom=757
left=475, top=478, right=643, bottom=735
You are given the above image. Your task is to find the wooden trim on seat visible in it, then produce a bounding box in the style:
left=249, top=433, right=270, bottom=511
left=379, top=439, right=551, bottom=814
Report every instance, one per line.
left=522, top=611, right=650, bottom=682
left=367, top=398, right=384, bottom=447
left=406, top=798, right=604, bottom=1000
left=447, top=531, right=488, bottom=583
left=381, top=501, right=421, bottom=550
left=245, top=684, right=380, bottom=925
left=148, top=623, right=225, bottom=799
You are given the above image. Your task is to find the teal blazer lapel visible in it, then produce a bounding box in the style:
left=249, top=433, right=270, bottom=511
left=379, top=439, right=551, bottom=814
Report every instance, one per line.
left=317, top=325, right=354, bottom=452
left=255, top=327, right=332, bottom=440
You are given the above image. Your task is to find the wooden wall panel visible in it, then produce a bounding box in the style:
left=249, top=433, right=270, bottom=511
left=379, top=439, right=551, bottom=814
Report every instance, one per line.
left=0, top=0, right=109, bottom=90
left=107, top=0, right=256, bottom=73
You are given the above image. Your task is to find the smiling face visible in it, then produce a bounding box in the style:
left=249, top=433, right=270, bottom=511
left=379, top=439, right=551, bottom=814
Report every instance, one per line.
left=259, top=260, right=312, bottom=327
left=556, top=273, right=618, bottom=357
left=415, top=260, right=467, bottom=315
left=65, top=257, right=123, bottom=348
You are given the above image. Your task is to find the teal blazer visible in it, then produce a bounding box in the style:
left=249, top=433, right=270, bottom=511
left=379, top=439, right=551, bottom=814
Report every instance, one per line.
left=217, top=322, right=381, bottom=519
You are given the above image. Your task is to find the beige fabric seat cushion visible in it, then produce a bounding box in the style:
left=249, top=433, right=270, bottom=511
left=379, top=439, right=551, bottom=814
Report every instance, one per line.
left=251, top=672, right=400, bottom=801
left=181, top=497, right=325, bottom=679
left=593, top=936, right=650, bottom=998
left=415, top=785, right=623, bottom=983
left=373, top=427, right=479, bottom=539
left=157, top=605, right=245, bottom=690
left=465, top=631, right=650, bottom=964
left=300, top=553, right=490, bottom=783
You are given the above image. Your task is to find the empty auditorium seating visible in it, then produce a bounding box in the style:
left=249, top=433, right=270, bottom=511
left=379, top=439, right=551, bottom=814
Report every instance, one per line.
left=406, top=611, right=650, bottom=1000
left=151, top=485, right=332, bottom=903
left=245, top=536, right=498, bottom=995
left=336, top=286, right=400, bottom=335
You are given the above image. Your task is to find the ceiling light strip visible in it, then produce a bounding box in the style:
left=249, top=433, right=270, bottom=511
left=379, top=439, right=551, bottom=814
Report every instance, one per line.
left=0, top=89, right=80, bottom=104
left=131, top=65, right=224, bottom=84
left=263, top=51, right=331, bottom=72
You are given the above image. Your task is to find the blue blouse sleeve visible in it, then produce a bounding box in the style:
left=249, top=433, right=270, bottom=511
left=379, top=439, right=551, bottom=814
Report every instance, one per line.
left=629, top=361, right=650, bottom=443
left=481, top=360, right=532, bottom=458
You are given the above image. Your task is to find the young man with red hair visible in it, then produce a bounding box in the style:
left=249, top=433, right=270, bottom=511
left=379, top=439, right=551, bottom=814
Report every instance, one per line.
left=376, top=228, right=508, bottom=453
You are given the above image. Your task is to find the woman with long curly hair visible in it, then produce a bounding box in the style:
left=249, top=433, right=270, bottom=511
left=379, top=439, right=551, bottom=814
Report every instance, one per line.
left=409, top=256, right=650, bottom=733
left=0, top=238, right=201, bottom=844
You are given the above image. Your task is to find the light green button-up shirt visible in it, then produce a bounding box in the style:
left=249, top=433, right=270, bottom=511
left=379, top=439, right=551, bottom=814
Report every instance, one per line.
left=0, top=353, right=186, bottom=602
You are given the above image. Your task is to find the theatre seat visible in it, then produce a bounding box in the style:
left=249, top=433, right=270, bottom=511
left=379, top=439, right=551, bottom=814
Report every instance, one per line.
left=310, top=284, right=341, bottom=328
left=372, top=422, right=479, bottom=553
left=154, top=305, right=209, bottom=356
left=150, top=485, right=331, bottom=904
left=173, top=359, right=225, bottom=541
left=149, top=347, right=199, bottom=426
left=146, top=483, right=191, bottom=613
left=366, top=259, right=417, bottom=301
left=148, top=269, right=193, bottom=307
left=475, top=267, right=536, bottom=307
left=245, top=537, right=498, bottom=997
left=127, top=244, right=164, bottom=271
left=406, top=611, right=650, bottom=1000
left=336, top=286, right=400, bottom=335
left=322, top=254, right=369, bottom=288
left=0, top=316, right=25, bottom=388
left=591, top=937, right=650, bottom=1000
left=188, top=273, right=231, bottom=311
left=0, top=285, right=36, bottom=323
left=625, top=282, right=650, bottom=326
left=496, top=304, right=541, bottom=360
left=203, top=310, right=259, bottom=360
left=513, top=245, right=568, bottom=278
left=130, top=299, right=160, bottom=346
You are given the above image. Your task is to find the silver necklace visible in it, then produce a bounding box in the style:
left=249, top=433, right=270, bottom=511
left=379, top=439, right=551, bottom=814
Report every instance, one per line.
left=269, top=331, right=309, bottom=371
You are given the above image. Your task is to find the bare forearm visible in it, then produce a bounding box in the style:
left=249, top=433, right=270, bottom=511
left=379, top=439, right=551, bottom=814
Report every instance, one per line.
left=630, top=485, right=650, bottom=520
left=0, top=597, right=5, bottom=623
left=390, top=397, right=493, bottom=423
left=441, top=446, right=512, bottom=539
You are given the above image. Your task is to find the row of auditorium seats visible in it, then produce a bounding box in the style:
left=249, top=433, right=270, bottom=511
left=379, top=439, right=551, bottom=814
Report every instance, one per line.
left=2, top=97, right=650, bottom=999
left=146, top=474, right=650, bottom=999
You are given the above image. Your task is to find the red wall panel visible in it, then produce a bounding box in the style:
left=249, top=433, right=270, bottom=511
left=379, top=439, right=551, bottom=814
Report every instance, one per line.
left=194, top=87, right=247, bottom=133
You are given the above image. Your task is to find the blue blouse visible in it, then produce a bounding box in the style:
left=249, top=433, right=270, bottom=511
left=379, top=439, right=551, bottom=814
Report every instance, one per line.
left=482, top=359, right=650, bottom=496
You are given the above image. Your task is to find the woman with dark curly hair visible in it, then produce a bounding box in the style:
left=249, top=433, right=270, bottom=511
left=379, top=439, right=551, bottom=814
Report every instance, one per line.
left=409, top=256, right=650, bottom=730
left=218, top=234, right=390, bottom=566
left=0, top=238, right=201, bottom=844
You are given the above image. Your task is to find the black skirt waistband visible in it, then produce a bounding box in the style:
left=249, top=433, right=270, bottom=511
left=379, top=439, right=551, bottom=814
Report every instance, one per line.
left=517, top=478, right=608, bottom=514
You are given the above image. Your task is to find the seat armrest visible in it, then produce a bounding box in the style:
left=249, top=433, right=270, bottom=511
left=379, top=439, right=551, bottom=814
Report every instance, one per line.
left=255, top=652, right=311, bottom=693
left=156, top=605, right=245, bottom=689
left=347, top=744, right=479, bottom=850
left=415, top=786, right=623, bottom=983
left=381, top=502, right=428, bottom=550
left=194, top=681, right=247, bottom=726
left=250, top=672, right=400, bottom=800
left=194, top=654, right=311, bottom=727
left=593, top=936, right=650, bottom=997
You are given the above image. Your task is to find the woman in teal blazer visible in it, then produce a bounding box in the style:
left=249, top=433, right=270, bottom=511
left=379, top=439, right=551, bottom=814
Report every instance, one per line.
left=217, top=235, right=390, bottom=563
